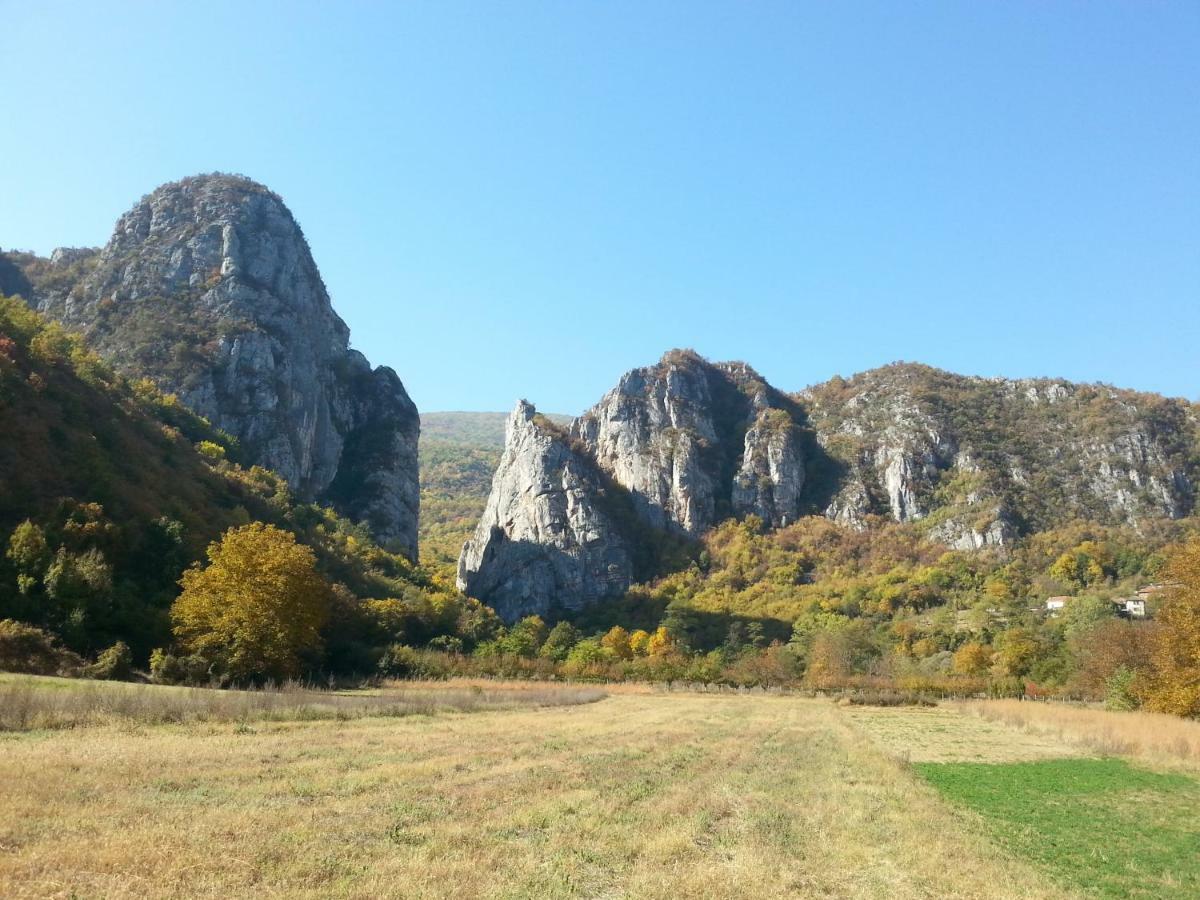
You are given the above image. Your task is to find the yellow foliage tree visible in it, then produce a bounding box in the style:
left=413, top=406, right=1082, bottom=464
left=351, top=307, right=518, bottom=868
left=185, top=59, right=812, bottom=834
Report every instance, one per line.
left=600, top=626, right=633, bottom=659
left=646, top=626, right=675, bottom=656
left=172, top=523, right=330, bottom=681
left=952, top=641, right=991, bottom=676
left=628, top=629, right=652, bottom=656
left=1140, top=537, right=1200, bottom=716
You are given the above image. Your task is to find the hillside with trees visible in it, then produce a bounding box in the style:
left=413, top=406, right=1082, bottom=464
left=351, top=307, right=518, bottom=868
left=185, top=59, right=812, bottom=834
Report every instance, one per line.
left=0, top=295, right=497, bottom=679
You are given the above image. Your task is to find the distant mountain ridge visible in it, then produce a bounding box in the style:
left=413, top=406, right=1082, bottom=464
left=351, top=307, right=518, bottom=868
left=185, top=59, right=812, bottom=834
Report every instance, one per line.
left=422, top=411, right=572, bottom=447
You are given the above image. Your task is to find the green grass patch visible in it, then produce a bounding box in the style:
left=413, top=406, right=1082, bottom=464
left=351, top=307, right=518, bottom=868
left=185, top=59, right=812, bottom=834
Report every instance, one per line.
left=916, top=757, right=1200, bottom=898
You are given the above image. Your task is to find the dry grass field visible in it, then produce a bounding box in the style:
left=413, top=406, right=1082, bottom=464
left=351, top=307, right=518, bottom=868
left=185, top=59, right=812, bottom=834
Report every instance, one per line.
left=0, top=673, right=605, bottom=730
left=0, top=683, right=1077, bottom=900
left=956, top=699, right=1200, bottom=771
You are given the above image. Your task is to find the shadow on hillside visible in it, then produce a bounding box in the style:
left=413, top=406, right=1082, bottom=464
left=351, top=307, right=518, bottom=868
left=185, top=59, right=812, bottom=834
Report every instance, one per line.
left=563, top=593, right=792, bottom=651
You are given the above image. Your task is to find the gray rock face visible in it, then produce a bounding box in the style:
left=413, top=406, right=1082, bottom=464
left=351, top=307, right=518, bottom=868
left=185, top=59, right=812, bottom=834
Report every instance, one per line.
left=22, top=174, right=419, bottom=557
left=456, top=401, right=634, bottom=622
left=732, top=408, right=806, bottom=527
left=459, top=352, right=812, bottom=618
left=570, top=350, right=808, bottom=534
left=801, top=364, right=1196, bottom=545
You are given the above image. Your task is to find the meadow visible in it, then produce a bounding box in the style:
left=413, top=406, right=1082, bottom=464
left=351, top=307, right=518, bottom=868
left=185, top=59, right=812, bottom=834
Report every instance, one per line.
left=1, top=679, right=1197, bottom=898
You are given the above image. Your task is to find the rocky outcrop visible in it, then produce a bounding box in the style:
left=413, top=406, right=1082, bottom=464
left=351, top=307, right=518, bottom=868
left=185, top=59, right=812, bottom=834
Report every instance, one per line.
left=570, top=350, right=809, bottom=533
left=801, top=364, right=1196, bottom=543
left=458, top=352, right=813, bottom=617
left=732, top=408, right=806, bottom=527
left=457, top=401, right=635, bottom=622
left=459, top=356, right=1197, bottom=619
left=18, top=175, right=419, bottom=557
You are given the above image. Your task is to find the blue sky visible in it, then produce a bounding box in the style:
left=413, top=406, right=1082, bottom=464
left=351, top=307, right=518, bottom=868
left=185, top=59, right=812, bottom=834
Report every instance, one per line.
left=3, top=2, right=1197, bottom=413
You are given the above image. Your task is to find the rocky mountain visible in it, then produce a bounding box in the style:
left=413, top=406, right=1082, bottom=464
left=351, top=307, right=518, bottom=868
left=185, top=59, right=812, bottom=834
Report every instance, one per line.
left=459, top=351, right=1198, bottom=619
left=803, top=364, right=1198, bottom=548
left=8, top=174, right=419, bottom=558
left=570, top=350, right=811, bottom=533
left=419, top=411, right=573, bottom=572
left=459, top=351, right=816, bottom=617
left=456, top=402, right=638, bottom=622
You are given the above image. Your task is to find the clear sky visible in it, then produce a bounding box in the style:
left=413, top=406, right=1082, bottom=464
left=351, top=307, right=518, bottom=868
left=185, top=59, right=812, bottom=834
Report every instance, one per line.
left=3, top=2, right=1197, bottom=413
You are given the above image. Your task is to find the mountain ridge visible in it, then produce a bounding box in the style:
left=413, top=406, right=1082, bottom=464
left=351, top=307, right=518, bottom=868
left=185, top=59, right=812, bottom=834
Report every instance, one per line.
left=458, top=349, right=1198, bottom=619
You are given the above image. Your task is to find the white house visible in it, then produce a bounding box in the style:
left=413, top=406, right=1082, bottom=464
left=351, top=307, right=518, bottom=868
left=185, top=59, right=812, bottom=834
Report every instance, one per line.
left=1045, top=596, right=1071, bottom=617
left=1115, top=597, right=1147, bottom=619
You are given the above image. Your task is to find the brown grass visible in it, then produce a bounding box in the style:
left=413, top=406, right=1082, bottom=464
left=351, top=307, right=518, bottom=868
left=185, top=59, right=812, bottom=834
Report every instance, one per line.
left=956, top=699, right=1200, bottom=770
left=842, top=704, right=1079, bottom=764
left=0, top=693, right=1071, bottom=899
left=0, top=674, right=605, bottom=731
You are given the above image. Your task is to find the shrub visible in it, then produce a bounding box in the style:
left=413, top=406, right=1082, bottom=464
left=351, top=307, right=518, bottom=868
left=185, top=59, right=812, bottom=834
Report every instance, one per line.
left=149, top=648, right=213, bottom=685
left=195, top=440, right=226, bottom=462
left=86, top=641, right=134, bottom=681
left=1105, top=666, right=1139, bottom=712
left=0, top=619, right=82, bottom=674
left=377, top=644, right=450, bottom=680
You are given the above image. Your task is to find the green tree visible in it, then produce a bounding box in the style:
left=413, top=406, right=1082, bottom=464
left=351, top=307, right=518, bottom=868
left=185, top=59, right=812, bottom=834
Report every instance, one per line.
left=539, top=621, right=581, bottom=661
left=6, top=520, right=49, bottom=591
left=1060, top=594, right=1115, bottom=638
left=172, top=523, right=330, bottom=681
left=498, top=615, right=547, bottom=657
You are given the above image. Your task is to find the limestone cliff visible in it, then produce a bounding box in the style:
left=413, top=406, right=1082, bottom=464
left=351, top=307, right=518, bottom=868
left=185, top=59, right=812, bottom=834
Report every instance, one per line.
left=571, top=350, right=809, bottom=533
left=456, top=402, right=635, bottom=622
left=801, top=364, right=1196, bottom=548
left=16, top=175, right=419, bottom=557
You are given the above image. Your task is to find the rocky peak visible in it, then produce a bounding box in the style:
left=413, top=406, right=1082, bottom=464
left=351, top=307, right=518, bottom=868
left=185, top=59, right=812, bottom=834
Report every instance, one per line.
left=571, top=349, right=808, bottom=532
left=18, top=174, right=420, bottom=557
left=456, top=401, right=636, bottom=622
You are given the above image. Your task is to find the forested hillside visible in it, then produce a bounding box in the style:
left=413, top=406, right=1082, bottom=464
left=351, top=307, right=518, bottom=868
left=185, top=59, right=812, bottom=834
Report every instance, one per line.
left=0, top=295, right=489, bottom=673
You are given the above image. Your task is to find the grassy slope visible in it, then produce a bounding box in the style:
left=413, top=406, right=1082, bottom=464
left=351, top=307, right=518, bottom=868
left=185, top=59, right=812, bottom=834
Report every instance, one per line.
left=0, top=296, right=431, bottom=660
left=0, top=304, right=256, bottom=554
left=0, top=692, right=1065, bottom=899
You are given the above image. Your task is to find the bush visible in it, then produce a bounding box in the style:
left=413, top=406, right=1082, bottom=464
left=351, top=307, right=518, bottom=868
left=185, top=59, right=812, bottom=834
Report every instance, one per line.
left=377, top=645, right=450, bottom=680
left=195, top=440, right=226, bottom=462
left=85, top=641, right=134, bottom=681
left=1105, top=666, right=1139, bottom=712
left=149, top=648, right=213, bottom=685
left=0, top=619, right=82, bottom=674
